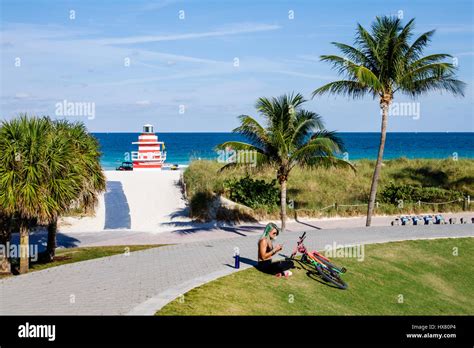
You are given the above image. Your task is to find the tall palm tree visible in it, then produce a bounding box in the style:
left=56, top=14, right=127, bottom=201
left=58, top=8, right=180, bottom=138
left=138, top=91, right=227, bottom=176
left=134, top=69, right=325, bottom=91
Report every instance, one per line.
left=217, top=93, right=353, bottom=232
left=312, top=16, right=465, bottom=226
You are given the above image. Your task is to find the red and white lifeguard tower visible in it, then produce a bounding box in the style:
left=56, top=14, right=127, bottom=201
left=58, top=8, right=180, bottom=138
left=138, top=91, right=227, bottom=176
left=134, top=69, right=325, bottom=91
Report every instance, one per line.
left=131, top=124, right=167, bottom=170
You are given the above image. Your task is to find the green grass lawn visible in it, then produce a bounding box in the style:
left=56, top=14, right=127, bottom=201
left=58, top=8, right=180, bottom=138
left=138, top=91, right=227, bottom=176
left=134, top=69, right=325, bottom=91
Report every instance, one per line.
left=157, top=238, right=474, bottom=315
left=1, top=244, right=163, bottom=277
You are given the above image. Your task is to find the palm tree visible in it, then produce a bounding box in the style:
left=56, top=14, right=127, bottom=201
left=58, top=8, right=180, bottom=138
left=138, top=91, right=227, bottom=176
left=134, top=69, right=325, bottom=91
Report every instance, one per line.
left=312, top=16, right=465, bottom=226
left=0, top=209, right=13, bottom=273
left=45, top=121, right=106, bottom=261
left=0, top=115, right=106, bottom=272
left=217, top=93, right=353, bottom=232
left=0, top=115, right=54, bottom=273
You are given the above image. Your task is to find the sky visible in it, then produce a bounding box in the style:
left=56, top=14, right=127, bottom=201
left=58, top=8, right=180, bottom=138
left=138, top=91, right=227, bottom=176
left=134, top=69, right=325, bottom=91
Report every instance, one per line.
left=1, top=0, right=473, bottom=132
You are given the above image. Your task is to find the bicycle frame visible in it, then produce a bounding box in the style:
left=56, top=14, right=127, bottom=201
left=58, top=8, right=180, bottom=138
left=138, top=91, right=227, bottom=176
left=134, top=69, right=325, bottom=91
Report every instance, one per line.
left=291, top=232, right=345, bottom=275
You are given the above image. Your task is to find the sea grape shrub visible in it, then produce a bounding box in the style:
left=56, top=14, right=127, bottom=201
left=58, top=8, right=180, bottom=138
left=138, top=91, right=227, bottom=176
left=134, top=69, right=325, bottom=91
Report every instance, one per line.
left=379, top=182, right=414, bottom=204
left=224, top=176, right=279, bottom=209
left=380, top=182, right=464, bottom=204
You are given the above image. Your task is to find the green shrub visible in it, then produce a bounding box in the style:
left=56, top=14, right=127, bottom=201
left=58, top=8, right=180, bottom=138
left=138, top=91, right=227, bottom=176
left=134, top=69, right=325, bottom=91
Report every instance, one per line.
left=224, top=176, right=279, bottom=209
left=380, top=182, right=464, bottom=204
left=415, top=186, right=464, bottom=203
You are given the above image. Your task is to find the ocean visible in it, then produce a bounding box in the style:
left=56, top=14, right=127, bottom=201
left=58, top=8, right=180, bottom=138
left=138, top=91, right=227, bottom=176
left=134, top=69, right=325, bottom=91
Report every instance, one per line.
left=93, top=132, right=474, bottom=170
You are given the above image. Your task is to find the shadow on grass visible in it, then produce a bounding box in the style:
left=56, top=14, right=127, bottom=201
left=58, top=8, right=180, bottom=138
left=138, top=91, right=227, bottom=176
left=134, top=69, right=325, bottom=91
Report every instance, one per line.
left=8, top=251, right=74, bottom=275
left=224, top=254, right=343, bottom=289
left=392, top=167, right=450, bottom=188
left=291, top=257, right=344, bottom=290
left=451, top=176, right=474, bottom=192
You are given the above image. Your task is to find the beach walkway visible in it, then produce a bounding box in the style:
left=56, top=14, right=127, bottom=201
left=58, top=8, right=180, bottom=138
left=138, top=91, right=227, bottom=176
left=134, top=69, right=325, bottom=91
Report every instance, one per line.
left=60, top=170, right=188, bottom=233
left=21, top=211, right=472, bottom=249
left=1, top=224, right=473, bottom=315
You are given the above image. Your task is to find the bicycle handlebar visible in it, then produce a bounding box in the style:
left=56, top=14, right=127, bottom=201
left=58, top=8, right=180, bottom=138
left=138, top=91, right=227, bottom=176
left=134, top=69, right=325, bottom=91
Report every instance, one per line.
left=299, top=232, right=307, bottom=242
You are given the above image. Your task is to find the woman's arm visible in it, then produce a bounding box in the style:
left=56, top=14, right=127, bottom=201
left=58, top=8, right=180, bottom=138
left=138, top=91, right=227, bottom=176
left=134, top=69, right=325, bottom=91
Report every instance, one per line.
left=258, top=239, right=278, bottom=260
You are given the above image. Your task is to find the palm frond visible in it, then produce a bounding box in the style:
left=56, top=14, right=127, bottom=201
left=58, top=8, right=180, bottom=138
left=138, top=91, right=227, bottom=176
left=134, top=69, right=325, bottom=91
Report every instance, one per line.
left=215, top=141, right=270, bottom=171
left=405, top=30, right=435, bottom=62
left=290, top=110, right=324, bottom=147
left=289, top=131, right=345, bottom=167
left=312, top=80, right=370, bottom=99
left=331, top=42, right=374, bottom=68
left=402, top=76, right=466, bottom=97
left=314, top=16, right=465, bottom=103
left=232, top=115, right=269, bottom=150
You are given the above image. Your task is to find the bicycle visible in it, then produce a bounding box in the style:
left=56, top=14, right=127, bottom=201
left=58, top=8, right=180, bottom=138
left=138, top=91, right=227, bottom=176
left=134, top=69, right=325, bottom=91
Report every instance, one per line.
left=290, top=232, right=348, bottom=290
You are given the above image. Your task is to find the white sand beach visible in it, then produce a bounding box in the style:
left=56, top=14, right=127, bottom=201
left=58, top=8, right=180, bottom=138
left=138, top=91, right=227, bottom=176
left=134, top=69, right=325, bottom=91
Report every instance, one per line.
left=59, top=170, right=189, bottom=233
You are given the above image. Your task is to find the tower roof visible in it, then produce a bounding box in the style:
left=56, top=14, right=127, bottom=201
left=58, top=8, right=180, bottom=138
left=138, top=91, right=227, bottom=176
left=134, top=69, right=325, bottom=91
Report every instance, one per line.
left=142, top=124, right=154, bottom=133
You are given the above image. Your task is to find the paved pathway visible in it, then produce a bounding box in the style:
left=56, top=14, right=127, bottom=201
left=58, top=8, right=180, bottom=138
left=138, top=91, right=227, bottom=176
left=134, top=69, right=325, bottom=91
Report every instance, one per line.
left=16, top=212, right=473, bottom=249
left=1, top=224, right=473, bottom=315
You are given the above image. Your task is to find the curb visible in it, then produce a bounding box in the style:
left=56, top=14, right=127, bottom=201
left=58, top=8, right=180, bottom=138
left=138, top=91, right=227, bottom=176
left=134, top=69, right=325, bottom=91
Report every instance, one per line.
left=126, top=266, right=251, bottom=315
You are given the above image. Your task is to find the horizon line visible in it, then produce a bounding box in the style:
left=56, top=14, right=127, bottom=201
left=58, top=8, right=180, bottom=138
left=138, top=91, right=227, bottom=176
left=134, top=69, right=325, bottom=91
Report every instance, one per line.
left=90, top=131, right=474, bottom=134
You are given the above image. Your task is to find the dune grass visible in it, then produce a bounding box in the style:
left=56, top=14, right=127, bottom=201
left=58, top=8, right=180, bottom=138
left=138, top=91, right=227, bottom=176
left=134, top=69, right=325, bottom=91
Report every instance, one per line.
left=157, top=237, right=474, bottom=315
left=184, top=158, right=474, bottom=219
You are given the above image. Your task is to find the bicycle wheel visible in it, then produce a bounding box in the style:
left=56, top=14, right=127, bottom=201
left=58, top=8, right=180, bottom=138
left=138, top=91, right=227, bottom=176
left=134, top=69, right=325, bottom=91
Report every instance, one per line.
left=301, top=254, right=308, bottom=264
left=315, top=263, right=348, bottom=290
left=314, top=254, right=346, bottom=274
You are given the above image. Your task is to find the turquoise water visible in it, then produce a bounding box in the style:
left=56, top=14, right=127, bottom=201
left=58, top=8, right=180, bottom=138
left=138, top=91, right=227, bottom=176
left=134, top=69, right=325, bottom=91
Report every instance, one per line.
left=93, top=132, right=474, bottom=170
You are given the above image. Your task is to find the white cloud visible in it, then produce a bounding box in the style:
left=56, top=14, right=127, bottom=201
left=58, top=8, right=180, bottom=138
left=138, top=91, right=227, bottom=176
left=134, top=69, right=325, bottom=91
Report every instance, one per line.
left=91, top=23, right=281, bottom=46
left=273, top=70, right=335, bottom=81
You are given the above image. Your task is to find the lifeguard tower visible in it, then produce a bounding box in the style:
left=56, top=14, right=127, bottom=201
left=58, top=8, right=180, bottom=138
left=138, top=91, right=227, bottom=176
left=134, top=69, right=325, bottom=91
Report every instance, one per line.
left=131, top=124, right=166, bottom=170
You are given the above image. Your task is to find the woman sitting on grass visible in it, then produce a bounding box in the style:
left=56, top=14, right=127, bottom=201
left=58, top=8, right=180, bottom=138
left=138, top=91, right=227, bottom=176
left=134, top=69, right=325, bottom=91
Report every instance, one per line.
left=257, top=223, right=294, bottom=277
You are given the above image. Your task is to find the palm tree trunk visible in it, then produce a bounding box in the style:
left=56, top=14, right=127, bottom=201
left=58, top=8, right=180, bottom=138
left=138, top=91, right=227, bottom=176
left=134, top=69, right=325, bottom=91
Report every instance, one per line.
left=366, top=97, right=390, bottom=226
left=46, top=219, right=57, bottom=262
left=280, top=180, right=287, bottom=232
left=0, top=215, right=12, bottom=274
left=19, top=221, right=29, bottom=274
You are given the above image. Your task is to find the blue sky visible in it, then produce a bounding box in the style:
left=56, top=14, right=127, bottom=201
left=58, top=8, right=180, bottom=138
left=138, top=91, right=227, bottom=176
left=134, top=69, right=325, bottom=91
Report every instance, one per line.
left=1, top=0, right=473, bottom=132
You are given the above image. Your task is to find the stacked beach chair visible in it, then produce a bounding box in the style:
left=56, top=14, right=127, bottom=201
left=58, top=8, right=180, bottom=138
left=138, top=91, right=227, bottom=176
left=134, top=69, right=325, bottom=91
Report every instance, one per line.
left=390, top=214, right=473, bottom=226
